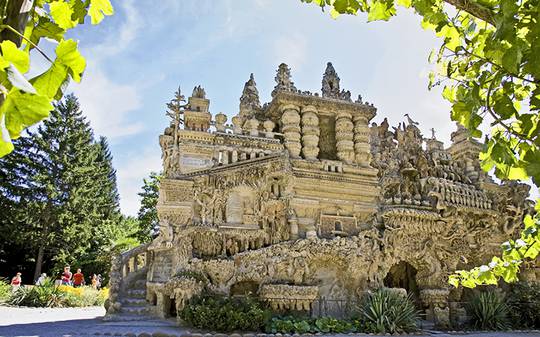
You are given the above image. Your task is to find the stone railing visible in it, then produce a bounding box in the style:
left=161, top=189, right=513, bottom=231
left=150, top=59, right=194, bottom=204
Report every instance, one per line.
left=106, top=243, right=151, bottom=315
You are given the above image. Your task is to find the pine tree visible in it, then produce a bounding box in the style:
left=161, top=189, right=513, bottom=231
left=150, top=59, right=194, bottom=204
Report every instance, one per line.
left=0, top=94, right=124, bottom=280
left=136, top=172, right=161, bottom=242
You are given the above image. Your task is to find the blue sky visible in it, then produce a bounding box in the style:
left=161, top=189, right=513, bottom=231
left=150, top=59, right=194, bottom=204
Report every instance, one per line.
left=66, top=0, right=463, bottom=215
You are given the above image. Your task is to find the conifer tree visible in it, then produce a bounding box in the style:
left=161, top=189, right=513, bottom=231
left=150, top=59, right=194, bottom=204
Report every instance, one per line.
left=0, top=94, right=124, bottom=280
left=136, top=172, right=161, bottom=242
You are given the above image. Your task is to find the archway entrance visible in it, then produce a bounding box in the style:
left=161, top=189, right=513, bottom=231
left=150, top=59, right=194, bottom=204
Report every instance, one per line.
left=384, top=261, right=421, bottom=306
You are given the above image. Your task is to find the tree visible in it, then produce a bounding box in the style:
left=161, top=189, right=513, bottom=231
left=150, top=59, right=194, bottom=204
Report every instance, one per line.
left=0, top=0, right=114, bottom=157
left=136, top=172, right=161, bottom=243
left=300, top=0, right=539, bottom=287
left=0, top=94, right=122, bottom=280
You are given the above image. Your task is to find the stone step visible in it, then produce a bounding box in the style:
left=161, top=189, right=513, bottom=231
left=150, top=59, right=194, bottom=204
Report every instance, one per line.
left=126, top=289, right=146, bottom=298
left=121, top=298, right=148, bottom=306
left=120, top=305, right=152, bottom=315
left=134, top=279, right=146, bottom=288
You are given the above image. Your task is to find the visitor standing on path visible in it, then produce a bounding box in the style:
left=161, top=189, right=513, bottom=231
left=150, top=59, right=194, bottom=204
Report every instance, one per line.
left=10, top=272, right=22, bottom=291
left=61, top=266, right=72, bottom=285
left=36, top=273, right=47, bottom=285
left=73, top=269, right=85, bottom=287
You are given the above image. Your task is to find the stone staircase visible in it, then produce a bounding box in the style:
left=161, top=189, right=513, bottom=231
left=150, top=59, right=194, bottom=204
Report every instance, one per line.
left=118, top=279, right=154, bottom=318
left=105, top=243, right=156, bottom=321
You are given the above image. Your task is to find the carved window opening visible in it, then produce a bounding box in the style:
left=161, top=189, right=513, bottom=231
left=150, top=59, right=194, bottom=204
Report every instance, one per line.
left=318, top=115, right=338, bottom=160
left=334, top=221, right=343, bottom=231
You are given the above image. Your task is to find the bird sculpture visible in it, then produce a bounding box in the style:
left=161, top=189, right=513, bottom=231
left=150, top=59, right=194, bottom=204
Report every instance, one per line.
left=404, top=113, right=419, bottom=126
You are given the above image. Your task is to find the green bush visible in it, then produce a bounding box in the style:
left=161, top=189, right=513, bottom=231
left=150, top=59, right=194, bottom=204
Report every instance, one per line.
left=0, top=278, right=11, bottom=303
left=466, top=291, right=509, bottom=330
left=179, top=294, right=271, bottom=332
left=9, top=279, right=65, bottom=307
left=265, top=316, right=358, bottom=334
left=357, top=288, right=419, bottom=334
left=506, top=282, right=540, bottom=329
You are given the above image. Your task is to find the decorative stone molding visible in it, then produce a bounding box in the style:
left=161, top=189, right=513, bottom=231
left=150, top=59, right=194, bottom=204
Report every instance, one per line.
left=259, top=284, right=318, bottom=311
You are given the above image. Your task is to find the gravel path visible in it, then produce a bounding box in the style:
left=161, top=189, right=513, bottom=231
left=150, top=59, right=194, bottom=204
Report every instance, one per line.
left=0, top=306, right=539, bottom=337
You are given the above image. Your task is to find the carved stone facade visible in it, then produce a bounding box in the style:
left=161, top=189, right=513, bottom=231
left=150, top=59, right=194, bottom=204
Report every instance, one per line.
left=107, top=63, right=536, bottom=327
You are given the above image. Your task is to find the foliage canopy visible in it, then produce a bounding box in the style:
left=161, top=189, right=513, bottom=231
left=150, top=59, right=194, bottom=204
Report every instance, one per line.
left=0, top=0, right=113, bottom=157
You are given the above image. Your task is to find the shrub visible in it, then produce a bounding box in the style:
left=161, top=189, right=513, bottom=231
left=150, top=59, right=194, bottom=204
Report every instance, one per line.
left=0, top=278, right=11, bottom=303
left=506, top=282, right=540, bottom=329
left=265, top=316, right=357, bottom=334
left=9, top=279, right=65, bottom=307
left=60, top=285, right=108, bottom=307
left=357, top=288, right=419, bottom=334
left=466, top=291, right=509, bottom=330
left=8, top=278, right=108, bottom=308
left=179, top=294, right=271, bottom=332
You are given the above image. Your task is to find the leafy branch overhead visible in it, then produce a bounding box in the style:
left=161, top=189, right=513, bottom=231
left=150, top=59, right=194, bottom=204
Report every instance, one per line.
left=0, top=0, right=114, bottom=157
left=301, top=0, right=540, bottom=286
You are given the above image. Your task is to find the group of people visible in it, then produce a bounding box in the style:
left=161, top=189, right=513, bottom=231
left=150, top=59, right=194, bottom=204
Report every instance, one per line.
left=10, top=266, right=104, bottom=290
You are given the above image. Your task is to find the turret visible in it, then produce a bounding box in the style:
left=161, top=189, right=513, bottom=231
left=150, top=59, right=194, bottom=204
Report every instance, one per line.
left=184, top=85, right=212, bottom=132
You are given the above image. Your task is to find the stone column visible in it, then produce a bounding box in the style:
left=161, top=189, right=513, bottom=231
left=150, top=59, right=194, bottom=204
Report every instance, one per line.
left=301, top=105, right=320, bottom=160
left=335, top=111, right=355, bottom=163
left=353, top=115, right=371, bottom=166
left=231, top=150, right=238, bottom=163
left=281, top=104, right=302, bottom=158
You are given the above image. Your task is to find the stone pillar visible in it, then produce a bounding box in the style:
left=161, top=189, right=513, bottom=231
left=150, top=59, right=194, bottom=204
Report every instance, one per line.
left=245, top=118, right=260, bottom=137
left=232, top=116, right=244, bottom=135
left=221, top=149, right=229, bottom=165
left=263, top=120, right=275, bottom=138
left=231, top=150, right=238, bottom=163
left=281, top=104, right=301, bottom=158
left=301, top=105, right=320, bottom=160
left=335, top=111, right=355, bottom=163
left=353, top=115, right=371, bottom=166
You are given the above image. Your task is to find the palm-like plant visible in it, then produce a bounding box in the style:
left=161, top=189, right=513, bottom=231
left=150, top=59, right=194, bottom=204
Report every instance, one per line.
left=466, top=291, right=509, bottom=330
left=358, top=288, right=419, bottom=334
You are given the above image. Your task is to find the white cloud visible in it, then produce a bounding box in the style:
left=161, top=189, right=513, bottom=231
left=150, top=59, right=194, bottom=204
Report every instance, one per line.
left=116, top=147, right=162, bottom=216
left=72, top=0, right=144, bottom=141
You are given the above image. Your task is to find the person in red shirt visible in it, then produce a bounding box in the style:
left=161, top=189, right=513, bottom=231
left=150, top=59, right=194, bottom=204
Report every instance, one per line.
left=73, top=268, right=85, bottom=287
left=61, top=266, right=72, bottom=285
left=11, top=272, right=22, bottom=291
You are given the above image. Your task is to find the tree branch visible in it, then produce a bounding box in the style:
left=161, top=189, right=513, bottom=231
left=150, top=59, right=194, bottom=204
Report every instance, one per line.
left=443, top=0, right=495, bottom=26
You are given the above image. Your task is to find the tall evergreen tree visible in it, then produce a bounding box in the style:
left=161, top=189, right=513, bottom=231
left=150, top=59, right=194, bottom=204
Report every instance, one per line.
left=0, top=94, right=123, bottom=280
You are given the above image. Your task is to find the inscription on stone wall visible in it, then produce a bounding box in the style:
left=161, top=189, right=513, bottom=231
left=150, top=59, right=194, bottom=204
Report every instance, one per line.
left=152, top=251, right=173, bottom=282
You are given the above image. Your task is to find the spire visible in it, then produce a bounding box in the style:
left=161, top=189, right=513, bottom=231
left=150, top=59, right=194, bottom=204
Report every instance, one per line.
left=239, top=73, right=261, bottom=118
left=322, top=62, right=340, bottom=98
left=271, top=63, right=296, bottom=97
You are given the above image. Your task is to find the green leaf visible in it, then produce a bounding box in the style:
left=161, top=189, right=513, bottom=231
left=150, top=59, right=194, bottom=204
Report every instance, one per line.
left=0, top=111, right=14, bottom=157
left=0, top=41, right=30, bottom=73
left=1, top=89, right=53, bottom=139
left=523, top=148, right=540, bottom=186
left=56, top=39, right=86, bottom=82
left=367, top=1, right=395, bottom=22
left=50, top=1, right=77, bottom=30
left=397, top=0, right=411, bottom=8
left=493, top=93, right=518, bottom=120
left=502, top=45, right=522, bottom=73
left=31, top=39, right=86, bottom=99
left=30, top=17, right=65, bottom=45
left=88, top=0, right=114, bottom=25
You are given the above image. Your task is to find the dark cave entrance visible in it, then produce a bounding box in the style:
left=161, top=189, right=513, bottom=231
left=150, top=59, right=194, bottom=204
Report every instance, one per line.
left=384, top=261, right=421, bottom=307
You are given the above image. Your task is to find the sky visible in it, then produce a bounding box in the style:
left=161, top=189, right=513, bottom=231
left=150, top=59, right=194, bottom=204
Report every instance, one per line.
left=63, top=0, right=482, bottom=215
